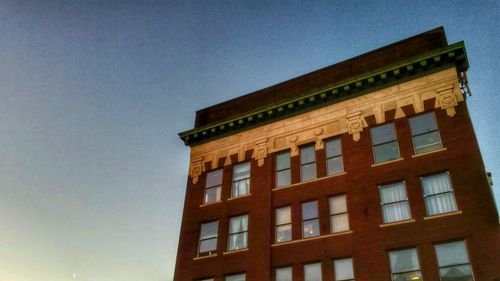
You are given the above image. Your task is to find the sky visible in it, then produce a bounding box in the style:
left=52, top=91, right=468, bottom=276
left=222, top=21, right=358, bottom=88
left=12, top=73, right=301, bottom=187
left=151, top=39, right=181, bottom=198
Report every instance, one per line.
left=0, top=1, right=499, bottom=281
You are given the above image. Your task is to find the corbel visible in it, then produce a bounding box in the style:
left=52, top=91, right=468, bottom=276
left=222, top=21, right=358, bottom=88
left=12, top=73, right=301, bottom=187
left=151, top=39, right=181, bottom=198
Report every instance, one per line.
left=436, top=85, right=458, bottom=117
left=252, top=139, right=268, bottom=167
left=346, top=111, right=364, bottom=142
left=189, top=156, right=205, bottom=184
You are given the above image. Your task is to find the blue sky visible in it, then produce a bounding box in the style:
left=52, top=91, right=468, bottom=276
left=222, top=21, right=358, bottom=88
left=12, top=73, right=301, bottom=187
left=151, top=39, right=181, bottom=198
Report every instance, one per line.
left=0, top=1, right=498, bottom=281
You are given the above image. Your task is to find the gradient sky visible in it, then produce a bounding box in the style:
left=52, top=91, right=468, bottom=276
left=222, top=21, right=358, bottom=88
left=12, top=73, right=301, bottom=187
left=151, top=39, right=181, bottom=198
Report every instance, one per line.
left=0, top=1, right=499, bottom=281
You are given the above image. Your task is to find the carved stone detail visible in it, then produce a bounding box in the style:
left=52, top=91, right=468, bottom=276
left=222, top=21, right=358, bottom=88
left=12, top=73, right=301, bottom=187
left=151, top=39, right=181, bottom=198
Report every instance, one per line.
left=189, top=156, right=204, bottom=184
left=437, top=85, right=458, bottom=117
left=347, top=111, right=364, bottom=142
left=252, top=139, right=268, bottom=167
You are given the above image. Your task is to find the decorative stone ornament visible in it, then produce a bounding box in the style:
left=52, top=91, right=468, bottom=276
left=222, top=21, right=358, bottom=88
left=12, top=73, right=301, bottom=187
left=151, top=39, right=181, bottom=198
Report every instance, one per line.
left=252, top=139, right=268, bottom=167
left=347, top=111, right=364, bottom=142
left=437, top=85, right=458, bottom=117
left=190, top=156, right=204, bottom=184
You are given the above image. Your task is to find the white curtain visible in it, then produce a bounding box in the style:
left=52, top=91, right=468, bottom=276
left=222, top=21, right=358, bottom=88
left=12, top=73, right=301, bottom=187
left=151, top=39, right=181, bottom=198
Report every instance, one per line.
left=422, top=173, right=457, bottom=215
left=276, top=267, right=292, bottom=281
left=304, top=263, right=322, bottom=281
left=276, top=207, right=291, bottom=225
left=389, top=248, right=419, bottom=273
left=230, top=215, right=248, bottom=233
left=435, top=241, right=469, bottom=267
left=233, top=179, right=250, bottom=196
left=329, top=195, right=347, bottom=215
left=334, top=258, right=354, bottom=281
left=380, top=183, right=410, bottom=223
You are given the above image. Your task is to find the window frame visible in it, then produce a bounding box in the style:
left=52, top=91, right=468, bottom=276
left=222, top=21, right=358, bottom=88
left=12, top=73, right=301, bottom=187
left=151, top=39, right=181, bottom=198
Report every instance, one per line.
left=275, top=266, right=293, bottom=281
left=434, top=240, right=475, bottom=281
left=198, top=220, right=218, bottom=257
left=231, top=162, right=251, bottom=198
left=275, top=150, right=291, bottom=188
left=409, top=111, right=443, bottom=155
left=378, top=181, right=412, bottom=224
left=204, top=169, right=223, bottom=204
left=302, top=201, right=320, bottom=239
left=275, top=206, right=292, bottom=243
left=227, top=214, right=249, bottom=251
left=388, top=247, right=423, bottom=281
left=300, top=144, right=317, bottom=182
left=370, top=122, right=401, bottom=164
left=333, top=257, right=355, bottom=281
left=303, top=262, right=323, bottom=281
left=329, top=194, right=350, bottom=233
left=421, top=171, right=458, bottom=216
left=325, top=137, right=344, bottom=176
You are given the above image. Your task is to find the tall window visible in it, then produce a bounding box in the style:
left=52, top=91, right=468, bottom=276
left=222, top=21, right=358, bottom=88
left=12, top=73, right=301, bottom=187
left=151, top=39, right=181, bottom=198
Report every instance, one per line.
left=300, top=144, right=317, bottom=181
left=232, top=162, right=250, bottom=198
left=334, top=258, right=354, bottom=281
left=276, top=151, right=291, bottom=187
left=304, top=263, right=322, bottom=281
left=198, top=221, right=218, bottom=256
left=379, top=182, right=411, bottom=223
left=204, top=169, right=222, bottom=204
left=275, top=206, right=292, bottom=243
left=275, top=267, right=292, bottom=281
left=421, top=172, right=458, bottom=216
left=302, top=201, right=319, bottom=238
left=228, top=214, right=248, bottom=251
left=388, top=248, right=422, bottom=281
left=329, top=195, right=349, bottom=233
left=435, top=241, right=474, bottom=281
left=326, top=138, right=344, bottom=175
left=409, top=112, right=442, bottom=154
left=371, top=123, right=400, bottom=164
left=225, top=273, right=246, bottom=281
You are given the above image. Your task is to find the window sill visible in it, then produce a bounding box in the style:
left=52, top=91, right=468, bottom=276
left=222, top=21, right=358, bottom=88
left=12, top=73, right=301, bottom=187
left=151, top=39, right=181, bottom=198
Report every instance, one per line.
left=227, top=193, right=252, bottom=201
left=223, top=248, right=248, bottom=255
left=411, top=147, right=447, bottom=158
left=193, top=254, right=217, bottom=261
left=199, top=200, right=222, bottom=208
left=379, top=219, right=415, bottom=228
left=424, top=211, right=462, bottom=220
left=371, top=157, right=404, bottom=167
left=272, top=172, right=347, bottom=191
left=271, top=231, right=353, bottom=247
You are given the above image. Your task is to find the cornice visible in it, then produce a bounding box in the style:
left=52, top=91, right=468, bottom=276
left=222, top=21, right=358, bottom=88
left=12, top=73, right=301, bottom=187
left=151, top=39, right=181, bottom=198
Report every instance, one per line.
left=179, top=42, right=468, bottom=146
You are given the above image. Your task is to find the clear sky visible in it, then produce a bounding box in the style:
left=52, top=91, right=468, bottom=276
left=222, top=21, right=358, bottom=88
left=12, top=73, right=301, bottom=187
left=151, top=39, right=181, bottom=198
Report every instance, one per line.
left=0, top=1, right=498, bottom=281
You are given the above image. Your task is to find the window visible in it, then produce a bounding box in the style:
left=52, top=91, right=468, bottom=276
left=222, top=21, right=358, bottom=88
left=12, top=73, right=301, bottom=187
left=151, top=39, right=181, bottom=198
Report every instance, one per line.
left=379, top=182, right=411, bottom=223
left=228, top=214, right=248, bottom=251
left=275, top=267, right=292, bottom=281
left=409, top=112, right=442, bottom=154
left=388, top=248, right=423, bottom=281
left=300, top=144, right=317, bottom=181
left=421, top=172, right=458, bottom=216
left=326, top=138, right=344, bottom=175
left=329, top=195, right=349, bottom=233
left=334, top=258, right=354, bottom=281
left=302, top=201, right=319, bottom=238
left=225, top=273, right=246, bottom=281
left=304, top=263, right=322, bottom=281
left=199, top=279, right=214, bottom=281
left=371, top=123, right=400, bottom=164
left=276, top=151, right=291, bottom=187
left=275, top=206, right=292, bottom=243
left=435, top=241, right=473, bottom=281
left=204, top=169, right=222, bottom=204
left=232, top=162, right=250, bottom=198
left=198, top=221, right=218, bottom=256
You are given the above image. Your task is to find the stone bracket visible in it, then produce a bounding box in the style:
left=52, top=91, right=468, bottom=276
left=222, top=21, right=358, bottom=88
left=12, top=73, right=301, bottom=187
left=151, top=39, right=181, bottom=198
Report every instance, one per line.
left=347, top=111, right=364, bottom=142
left=437, top=85, right=458, bottom=117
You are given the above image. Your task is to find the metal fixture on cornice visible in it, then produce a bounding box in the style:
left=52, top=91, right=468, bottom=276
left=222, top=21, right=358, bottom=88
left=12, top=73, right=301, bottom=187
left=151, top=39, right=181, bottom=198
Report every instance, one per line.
left=459, top=71, right=472, bottom=97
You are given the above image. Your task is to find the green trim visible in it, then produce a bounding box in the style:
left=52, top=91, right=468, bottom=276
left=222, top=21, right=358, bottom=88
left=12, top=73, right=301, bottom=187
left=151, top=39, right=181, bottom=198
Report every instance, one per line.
left=179, top=42, right=468, bottom=146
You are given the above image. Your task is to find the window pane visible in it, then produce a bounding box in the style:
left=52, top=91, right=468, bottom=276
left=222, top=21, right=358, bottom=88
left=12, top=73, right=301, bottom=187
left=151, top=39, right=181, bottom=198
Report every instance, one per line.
left=392, top=271, right=422, bottom=281
left=301, top=145, right=316, bottom=164
left=276, top=206, right=291, bottom=225
left=301, top=162, right=317, bottom=181
left=277, top=152, right=291, bottom=170
left=226, top=274, right=246, bottom=281
left=276, top=224, right=292, bottom=243
left=200, top=221, right=218, bottom=239
left=373, top=142, right=400, bottom=163
left=435, top=241, right=470, bottom=267
left=422, top=173, right=452, bottom=196
left=229, top=215, right=248, bottom=233
left=329, top=195, right=347, bottom=214
left=371, top=123, right=396, bottom=145
left=199, top=238, right=217, bottom=253
left=277, top=169, right=291, bottom=187
left=383, top=202, right=411, bottom=223
left=302, top=201, right=318, bottom=220
left=303, top=219, right=320, bottom=238
left=200, top=279, right=215, bottom=281
left=233, top=162, right=250, bottom=181
left=276, top=267, right=292, bottom=281
left=304, top=263, right=322, bottom=281
left=327, top=156, right=344, bottom=175
left=439, top=264, right=473, bottom=281
left=331, top=213, right=349, bottom=233
left=228, top=232, right=247, bottom=250
left=413, top=131, right=442, bottom=154
left=389, top=248, right=420, bottom=273
left=425, top=193, right=457, bottom=215
left=380, top=182, right=407, bottom=204
left=206, top=169, right=223, bottom=187
left=232, top=178, right=250, bottom=197
left=334, top=258, right=354, bottom=281
left=409, top=112, right=437, bottom=135
left=205, top=186, right=221, bottom=203
left=326, top=138, right=342, bottom=158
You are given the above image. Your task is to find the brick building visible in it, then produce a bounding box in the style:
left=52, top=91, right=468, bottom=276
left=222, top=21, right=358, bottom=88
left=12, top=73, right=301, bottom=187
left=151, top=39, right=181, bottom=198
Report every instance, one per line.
left=174, top=27, right=500, bottom=281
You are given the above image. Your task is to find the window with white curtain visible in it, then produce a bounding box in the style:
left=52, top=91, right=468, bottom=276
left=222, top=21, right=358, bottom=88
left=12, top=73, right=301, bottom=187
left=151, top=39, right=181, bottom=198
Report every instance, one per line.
left=388, top=248, right=423, bottom=281
left=326, top=138, right=344, bottom=176
left=329, top=195, right=350, bottom=233
left=304, top=263, right=322, bottom=281
left=371, top=123, right=400, bottom=164
left=334, top=258, right=354, bottom=281
left=276, top=151, right=291, bottom=187
left=198, top=221, right=218, bottom=256
left=300, top=144, right=317, bottom=181
left=302, top=201, right=320, bottom=238
left=204, top=169, right=222, bottom=204
left=409, top=112, right=443, bottom=154
left=379, top=182, right=412, bottom=223
left=227, top=214, right=248, bottom=251
left=435, top=241, right=474, bottom=281
left=275, top=267, right=292, bottom=281
left=225, top=273, right=246, bottom=281
left=421, top=172, right=458, bottom=216
left=232, top=162, right=250, bottom=198
left=275, top=206, right=292, bottom=243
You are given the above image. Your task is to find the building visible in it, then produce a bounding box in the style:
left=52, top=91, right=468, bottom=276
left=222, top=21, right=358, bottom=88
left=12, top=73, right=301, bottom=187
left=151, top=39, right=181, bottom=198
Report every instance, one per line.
left=174, top=27, right=500, bottom=281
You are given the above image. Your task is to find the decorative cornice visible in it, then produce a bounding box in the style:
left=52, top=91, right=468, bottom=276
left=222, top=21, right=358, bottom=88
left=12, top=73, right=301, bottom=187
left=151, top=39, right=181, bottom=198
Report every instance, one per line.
left=179, top=42, right=468, bottom=146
